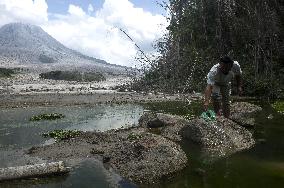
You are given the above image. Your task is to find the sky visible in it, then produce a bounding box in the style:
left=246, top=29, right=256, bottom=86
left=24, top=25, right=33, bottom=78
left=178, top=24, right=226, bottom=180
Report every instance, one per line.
left=0, top=0, right=169, bottom=67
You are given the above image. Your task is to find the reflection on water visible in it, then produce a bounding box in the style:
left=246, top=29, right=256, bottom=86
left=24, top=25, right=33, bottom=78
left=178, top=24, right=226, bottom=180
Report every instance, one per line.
left=0, top=160, right=115, bottom=188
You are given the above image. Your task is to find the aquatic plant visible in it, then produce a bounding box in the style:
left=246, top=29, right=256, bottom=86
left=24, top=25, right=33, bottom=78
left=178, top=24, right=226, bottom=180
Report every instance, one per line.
left=30, top=113, right=65, bottom=121
left=42, top=130, right=81, bottom=141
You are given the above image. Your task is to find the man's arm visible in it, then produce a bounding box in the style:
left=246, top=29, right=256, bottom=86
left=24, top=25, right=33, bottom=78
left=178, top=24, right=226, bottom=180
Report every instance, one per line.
left=233, top=61, right=242, bottom=96
left=235, top=75, right=242, bottom=96
left=204, top=84, right=213, bottom=111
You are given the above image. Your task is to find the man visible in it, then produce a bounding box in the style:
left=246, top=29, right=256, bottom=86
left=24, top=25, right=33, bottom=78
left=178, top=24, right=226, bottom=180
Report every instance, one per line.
left=203, top=56, right=242, bottom=118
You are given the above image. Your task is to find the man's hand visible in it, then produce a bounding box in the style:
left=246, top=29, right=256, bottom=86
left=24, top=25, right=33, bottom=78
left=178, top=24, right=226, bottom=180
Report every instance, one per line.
left=203, top=101, right=209, bottom=111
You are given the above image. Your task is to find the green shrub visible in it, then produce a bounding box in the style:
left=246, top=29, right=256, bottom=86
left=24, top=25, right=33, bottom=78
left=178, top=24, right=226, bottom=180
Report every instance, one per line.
left=39, top=71, right=105, bottom=82
left=272, top=101, right=284, bottom=114
left=0, top=68, right=15, bottom=77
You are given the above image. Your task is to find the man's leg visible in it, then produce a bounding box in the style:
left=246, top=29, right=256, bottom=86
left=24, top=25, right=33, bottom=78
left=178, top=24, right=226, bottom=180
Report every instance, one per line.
left=211, top=93, right=221, bottom=114
left=220, top=86, right=230, bottom=118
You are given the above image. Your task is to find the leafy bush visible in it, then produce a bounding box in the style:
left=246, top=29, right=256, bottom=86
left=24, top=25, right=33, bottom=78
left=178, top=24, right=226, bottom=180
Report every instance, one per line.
left=39, top=71, right=105, bottom=82
left=135, top=0, right=283, bottom=98
left=272, top=101, right=284, bottom=114
left=0, top=68, right=15, bottom=77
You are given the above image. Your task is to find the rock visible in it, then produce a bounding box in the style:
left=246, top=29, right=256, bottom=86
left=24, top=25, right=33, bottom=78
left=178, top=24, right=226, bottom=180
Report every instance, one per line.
left=181, top=117, right=255, bottom=158
left=139, top=109, right=256, bottom=159
left=230, top=102, right=262, bottom=127
left=28, top=127, right=187, bottom=185
left=139, top=113, right=187, bottom=142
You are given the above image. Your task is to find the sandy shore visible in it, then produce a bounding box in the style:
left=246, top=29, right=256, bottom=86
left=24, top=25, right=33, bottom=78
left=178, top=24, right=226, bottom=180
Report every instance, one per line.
left=0, top=92, right=197, bottom=109
left=0, top=67, right=203, bottom=109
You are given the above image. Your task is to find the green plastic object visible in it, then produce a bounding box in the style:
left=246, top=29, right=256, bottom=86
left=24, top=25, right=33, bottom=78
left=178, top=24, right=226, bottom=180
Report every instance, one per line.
left=201, top=110, right=216, bottom=121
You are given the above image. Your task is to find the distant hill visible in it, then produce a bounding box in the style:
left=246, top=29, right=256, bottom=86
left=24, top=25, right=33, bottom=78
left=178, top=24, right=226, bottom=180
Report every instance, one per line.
left=0, top=23, right=132, bottom=74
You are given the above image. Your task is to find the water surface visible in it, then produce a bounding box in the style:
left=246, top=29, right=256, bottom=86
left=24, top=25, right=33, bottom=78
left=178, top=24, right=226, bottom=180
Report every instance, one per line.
left=0, top=103, right=144, bottom=188
left=1, top=101, right=284, bottom=188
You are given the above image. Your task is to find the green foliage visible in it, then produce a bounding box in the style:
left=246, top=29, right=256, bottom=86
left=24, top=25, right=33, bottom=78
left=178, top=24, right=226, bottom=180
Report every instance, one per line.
left=84, top=72, right=105, bottom=82
left=39, top=71, right=106, bottom=82
left=243, top=74, right=280, bottom=98
left=30, top=113, right=65, bottom=121
left=42, top=129, right=81, bottom=141
left=136, top=0, right=283, bottom=98
left=0, top=68, right=15, bottom=77
left=272, top=101, right=284, bottom=114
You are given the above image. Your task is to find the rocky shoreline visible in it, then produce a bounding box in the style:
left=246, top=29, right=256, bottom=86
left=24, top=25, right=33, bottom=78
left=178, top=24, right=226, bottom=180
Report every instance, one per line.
left=23, top=100, right=262, bottom=185
left=0, top=85, right=262, bottom=186
left=27, top=127, right=188, bottom=185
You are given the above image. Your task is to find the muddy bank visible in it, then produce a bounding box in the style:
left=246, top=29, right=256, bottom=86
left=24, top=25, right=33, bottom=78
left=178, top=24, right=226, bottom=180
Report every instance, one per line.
left=28, top=127, right=188, bottom=185
left=0, top=92, right=193, bottom=108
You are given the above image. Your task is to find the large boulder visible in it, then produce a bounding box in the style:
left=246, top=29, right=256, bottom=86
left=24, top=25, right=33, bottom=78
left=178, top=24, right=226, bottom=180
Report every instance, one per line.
left=138, top=103, right=257, bottom=158
left=28, top=127, right=187, bottom=185
left=230, top=102, right=262, bottom=127
left=181, top=117, right=255, bottom=158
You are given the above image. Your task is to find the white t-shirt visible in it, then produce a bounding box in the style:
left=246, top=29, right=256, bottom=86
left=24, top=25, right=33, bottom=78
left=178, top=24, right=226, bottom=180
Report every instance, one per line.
left=207, top=61, right=242, bottom=94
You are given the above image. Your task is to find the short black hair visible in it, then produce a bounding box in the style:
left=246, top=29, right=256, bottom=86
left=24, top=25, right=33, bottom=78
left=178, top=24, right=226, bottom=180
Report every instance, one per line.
left=220, top=56, right=233, bottom=64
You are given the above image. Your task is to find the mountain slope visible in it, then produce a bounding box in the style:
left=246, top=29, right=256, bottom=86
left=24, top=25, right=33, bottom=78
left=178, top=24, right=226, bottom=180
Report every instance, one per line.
left=0, top=23, right=129, bottom=73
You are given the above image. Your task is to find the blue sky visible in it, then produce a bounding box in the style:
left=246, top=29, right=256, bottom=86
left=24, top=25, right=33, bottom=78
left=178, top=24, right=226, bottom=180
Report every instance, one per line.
left=46, top=0, right=167, bottom=16
left=0, top=0, right=169, bottom=67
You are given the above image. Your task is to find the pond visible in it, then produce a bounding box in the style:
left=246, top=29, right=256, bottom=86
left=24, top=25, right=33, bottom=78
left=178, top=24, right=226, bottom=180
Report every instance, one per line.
left=151, top=101, right=284, bottom=188
left=0, top=104, right=144, bottom=150
left=0, top=101, right=284, bottom=187
left=0, top=103, right=144, bottom=188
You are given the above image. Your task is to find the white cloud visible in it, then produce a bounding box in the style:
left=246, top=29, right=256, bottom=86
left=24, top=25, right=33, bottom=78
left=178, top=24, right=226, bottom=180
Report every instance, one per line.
left=68, top=4, right=85, bottom=17
left=88, top=4, right=94, bottom=14
left=0, top=0, right=48, bottom=26
left=0, top=0, right=168, bottom=67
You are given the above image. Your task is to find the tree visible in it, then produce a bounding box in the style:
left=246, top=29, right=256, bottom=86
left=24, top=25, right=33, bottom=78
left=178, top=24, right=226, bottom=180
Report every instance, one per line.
left=138, top=0, right=283, bottom=98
